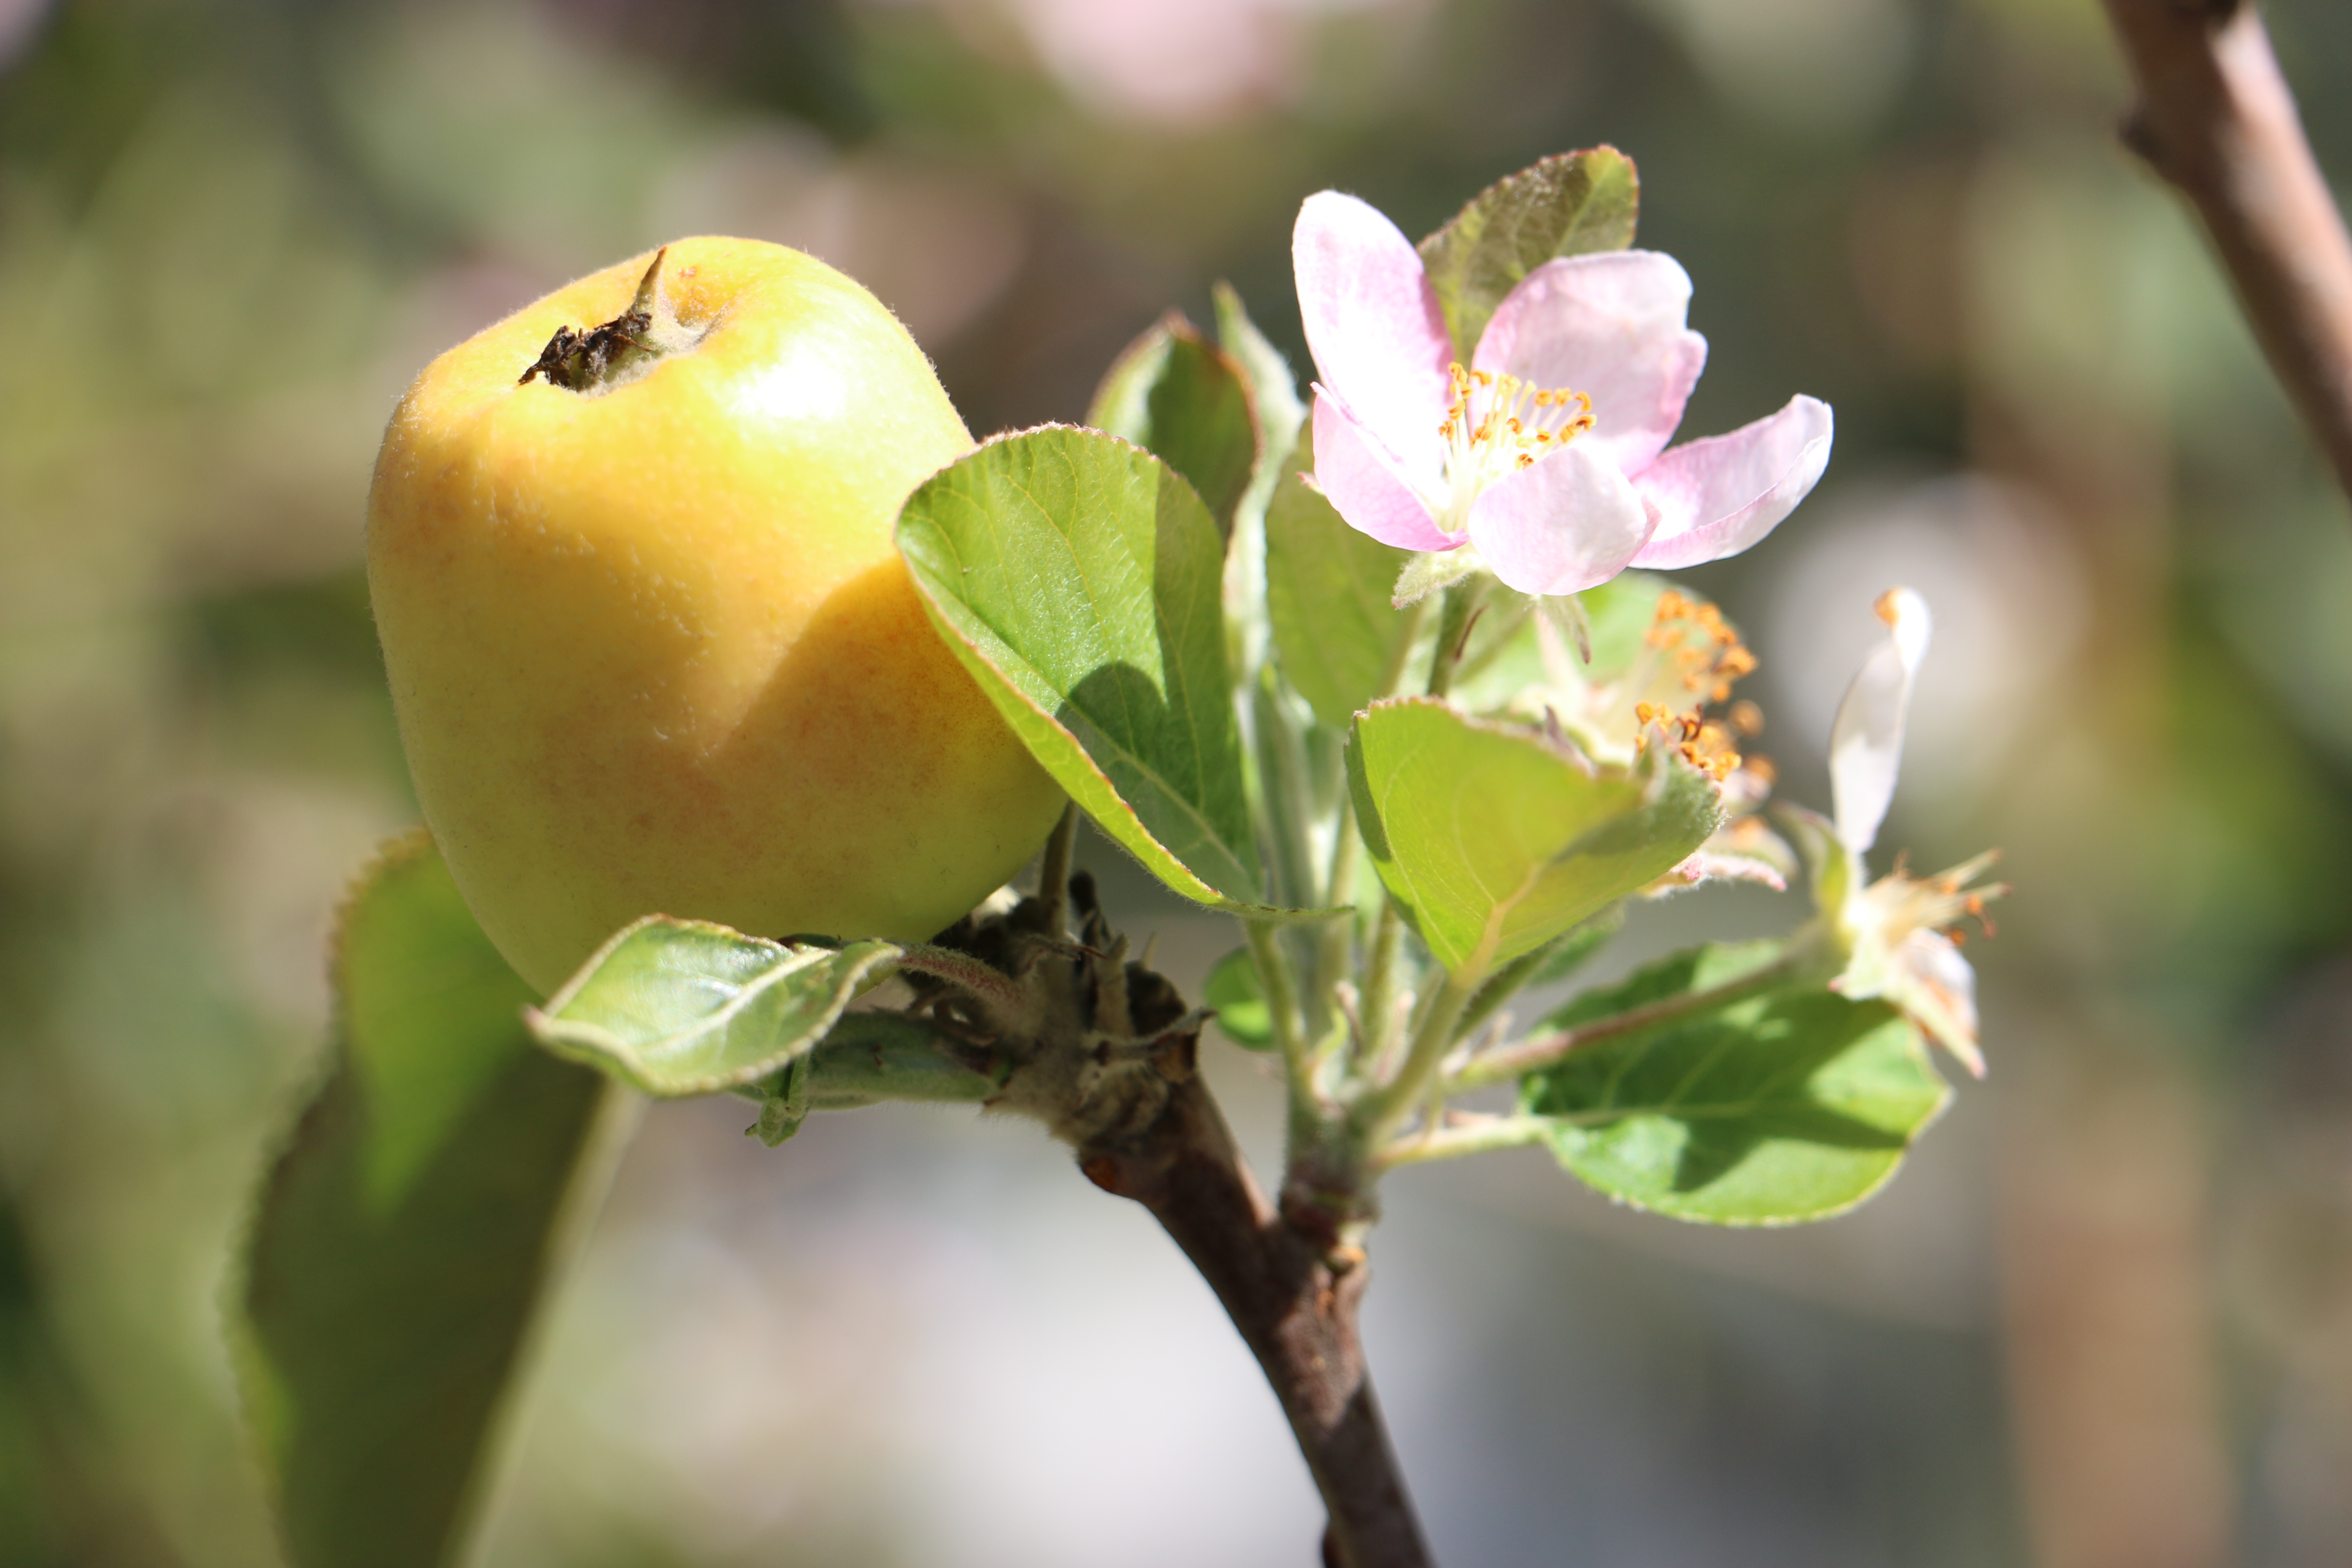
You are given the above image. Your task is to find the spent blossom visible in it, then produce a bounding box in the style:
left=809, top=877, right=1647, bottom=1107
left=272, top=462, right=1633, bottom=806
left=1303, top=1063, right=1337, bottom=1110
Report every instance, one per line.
left=1292, top=191, right=1834, bottom=597
left=1791, top=588, right=2004, bottom=1077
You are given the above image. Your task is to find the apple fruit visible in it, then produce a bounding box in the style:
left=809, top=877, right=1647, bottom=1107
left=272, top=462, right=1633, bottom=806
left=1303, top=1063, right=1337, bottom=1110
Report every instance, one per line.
left=367, top=238, right=1066, bottom=995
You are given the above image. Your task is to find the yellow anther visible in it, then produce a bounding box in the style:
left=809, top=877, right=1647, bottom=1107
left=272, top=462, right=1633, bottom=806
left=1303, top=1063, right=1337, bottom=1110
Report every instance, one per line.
left=1623, top=587, right=1765, bottom=787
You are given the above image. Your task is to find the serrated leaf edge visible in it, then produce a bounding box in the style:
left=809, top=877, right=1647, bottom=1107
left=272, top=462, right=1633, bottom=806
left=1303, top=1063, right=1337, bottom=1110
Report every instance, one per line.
left=1349, top=698, right=1720, bottom=974
left=1532, top=988, right=1954, bottom=1229
left=898, top=423, right=1342, bottom=924
left=526, top=916, right=905, bottom=1096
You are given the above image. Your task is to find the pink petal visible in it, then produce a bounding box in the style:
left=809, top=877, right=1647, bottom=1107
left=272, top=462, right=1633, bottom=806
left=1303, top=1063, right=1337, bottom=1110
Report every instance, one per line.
left=1293, top=192, right=1456, bottom=463
left=1472, top=251, right=1708, bottom=475
left=1658, top=849, right=1790, bottom=894
left=1627, top=395, right=1833, bottom=570
left=1311, top=393, right=1458, bottom=553
left=1464, top=441, right=1651, bottom=597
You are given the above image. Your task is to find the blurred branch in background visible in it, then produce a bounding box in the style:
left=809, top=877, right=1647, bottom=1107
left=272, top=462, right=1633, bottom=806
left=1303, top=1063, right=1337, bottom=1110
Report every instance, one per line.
left=2101, top=0, right=2352, bottom=502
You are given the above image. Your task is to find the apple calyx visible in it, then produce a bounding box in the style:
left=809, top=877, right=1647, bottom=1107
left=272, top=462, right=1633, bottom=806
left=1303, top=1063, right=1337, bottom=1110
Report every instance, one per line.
left=516, top=247, right=702, bottom=392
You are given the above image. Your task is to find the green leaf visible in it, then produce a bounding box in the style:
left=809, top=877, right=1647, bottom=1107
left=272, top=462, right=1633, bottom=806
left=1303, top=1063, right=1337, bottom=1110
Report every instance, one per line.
left=1523, top=908, right=1624, bottom=988
left=1418, top=146, right=1641, bottom=361
left=1347, top=698, right=1718, bottom=977
left=1265, top=422, right=1414, bottom=728
left=1524, top=943, right=1952, bottom=1225
left=1087, top=311, right=1260, bottom=536
left=234, top=833, right=621, bottom=1568
left=528, top=916, right=903, bottom=1097
left=797, top=1011, right=1003, bottom=1111
left=899, top=424, right=1287, bottom=913
left=1212, top=280, right=1307, bottom=524
left=1460, top=905, right=1626, bottom=1041
left=1203, top=945, right=1274, bottom=1050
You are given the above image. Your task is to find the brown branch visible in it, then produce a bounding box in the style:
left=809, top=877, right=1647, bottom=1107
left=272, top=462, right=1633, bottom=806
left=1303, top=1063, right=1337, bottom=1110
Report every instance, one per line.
left=1078, top=1079, right=1432, bottom=1568
left=915, top=884, right=1431, bottom=1563
left=2103, top=0, right=2352, bottom=499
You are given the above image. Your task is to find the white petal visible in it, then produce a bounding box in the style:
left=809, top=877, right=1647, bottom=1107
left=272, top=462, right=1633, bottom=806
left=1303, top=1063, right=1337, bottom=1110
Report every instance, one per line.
left=1897, top=928, right=1983, bottom=1078
left=1292, top=192, right=1457, bottom=464
left=1471, top=251, right=1709, bottom=475
left=1829, top=588, right=1932, bottom=855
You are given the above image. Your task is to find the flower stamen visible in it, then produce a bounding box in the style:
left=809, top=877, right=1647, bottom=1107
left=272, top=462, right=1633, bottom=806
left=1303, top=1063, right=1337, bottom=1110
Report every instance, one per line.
left=1629, top=591, right=1760, bottom=781
left=1432, top=362, right=1596, bottom=533
left=1863, top=851, right=2008, bottom=949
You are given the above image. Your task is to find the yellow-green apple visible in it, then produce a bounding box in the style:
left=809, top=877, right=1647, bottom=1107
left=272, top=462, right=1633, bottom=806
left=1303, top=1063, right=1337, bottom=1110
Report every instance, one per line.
left=367, top=238, right=1065, bottom=994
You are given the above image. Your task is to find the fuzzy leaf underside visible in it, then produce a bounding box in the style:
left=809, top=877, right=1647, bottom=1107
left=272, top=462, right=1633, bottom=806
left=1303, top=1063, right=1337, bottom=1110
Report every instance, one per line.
left=1523, top=942, right=1952, bottom=1225
left=1347, top=698, right=1718, bottom=977
left=1418, top=146, right=1642, bottom=360
left=234, top=834, right=617, bottom=1568
left=528, top=916, right=903, bottom=1096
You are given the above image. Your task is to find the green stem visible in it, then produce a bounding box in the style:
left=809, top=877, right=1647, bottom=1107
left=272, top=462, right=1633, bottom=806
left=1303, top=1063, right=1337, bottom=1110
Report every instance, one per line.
left=1423, top=581, right=1484, bottom=700
left=1447, top=955, right=1800, bottom=1093
left=1038, top=802, right=1078, bottom=931
left=1356, top=900, right=1405, bottom=1071
left=1344, top=585, right=1473, bottom=1084
left=1308, top=800, right=1361, bottom=1060
left=1245, top=918, right=1318, bottom=1126
left=1357, top=964, right=1483, bottom=1145
left=1253, top=671, right=1319, bottom=911
left=1309, top=593, right=1428, bottom=1060
left=1371, top=1114, right=1553, bottom=1173
left=1377, top=596, right=1432, bottom=703
left=1449, top=593, right=1531, bottom=687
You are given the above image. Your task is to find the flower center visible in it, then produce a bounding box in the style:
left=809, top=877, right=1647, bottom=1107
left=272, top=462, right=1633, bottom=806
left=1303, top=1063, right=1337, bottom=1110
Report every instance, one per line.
left=1865, top=851, right=2006, bottom=945
left=1432, top=362, right=1594, bottom=533
left=1630, top=590, right=1760, bottom=781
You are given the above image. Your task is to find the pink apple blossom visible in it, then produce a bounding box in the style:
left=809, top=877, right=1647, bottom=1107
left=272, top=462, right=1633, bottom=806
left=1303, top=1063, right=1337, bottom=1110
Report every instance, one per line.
left=1292, top=190, right=1835, bottom=596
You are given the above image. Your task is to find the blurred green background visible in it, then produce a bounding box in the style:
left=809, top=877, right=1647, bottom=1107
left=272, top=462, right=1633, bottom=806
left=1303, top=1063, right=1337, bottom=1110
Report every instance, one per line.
left=5, top=0, right=2352, bottom=1563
